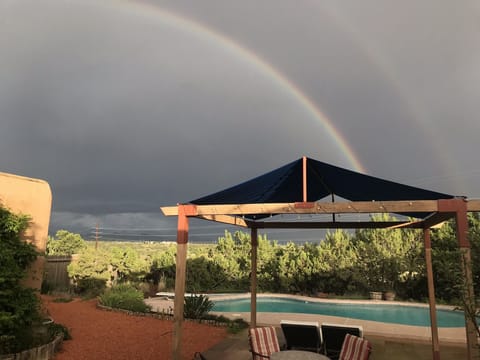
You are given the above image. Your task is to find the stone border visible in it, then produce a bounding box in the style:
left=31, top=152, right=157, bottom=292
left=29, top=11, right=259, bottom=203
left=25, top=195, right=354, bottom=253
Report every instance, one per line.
left=96, top=303, right=230, bottom=327
left=0, top=333, right=63, bottom=360
left=96, top=303, right=174, bottom=320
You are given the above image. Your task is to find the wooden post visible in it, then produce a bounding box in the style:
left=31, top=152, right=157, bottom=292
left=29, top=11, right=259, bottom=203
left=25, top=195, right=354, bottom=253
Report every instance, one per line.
left=250, top=227, right=258, bottom=328
left=455, top=205, right=478, bottom=360
left=439, top=198, right=478, bottom=360
left=461, top=247, right=478, bottom=360
left=302, top=156, right=307, bottom=202
left=172, top=205, right=189, bottom=360
left=95, top=223, right=99, bottom=250
left=424, top=228, right=441, bottom=360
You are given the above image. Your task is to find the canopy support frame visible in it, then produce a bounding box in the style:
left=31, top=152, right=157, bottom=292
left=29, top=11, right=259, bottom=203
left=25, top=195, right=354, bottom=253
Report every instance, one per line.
left=167, top=198, right=480, bottom=360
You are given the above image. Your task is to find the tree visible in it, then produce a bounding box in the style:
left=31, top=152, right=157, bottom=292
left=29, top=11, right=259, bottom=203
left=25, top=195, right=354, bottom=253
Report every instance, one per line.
left=317, top=230, right=360, bottom=294
left=0, top=206, right=40, bottom=354
left=67, top=247, right=111, bottom=282
left=431, top=213, right=480, bottom=301
left=109, top=246, right=149, bottom=284
left=354, top=214, right=424, bottom=294
left=210, top=230, right=251, bottom=290
left=46, top=230, right=86, bottom=255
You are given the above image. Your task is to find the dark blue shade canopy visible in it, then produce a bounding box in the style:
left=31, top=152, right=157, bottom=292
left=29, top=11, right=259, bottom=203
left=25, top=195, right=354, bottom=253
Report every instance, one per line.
left=190, top=157, right=454, bottom=219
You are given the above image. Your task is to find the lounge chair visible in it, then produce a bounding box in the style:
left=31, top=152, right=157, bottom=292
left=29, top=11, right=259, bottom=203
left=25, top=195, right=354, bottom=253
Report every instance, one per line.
left=249, top=326, right=281, bottom=359
left=280, top=320, right=322, bottom=353
left=320, top=323, right=363, bottom=360
left=339, top=334, right=372, bottom=360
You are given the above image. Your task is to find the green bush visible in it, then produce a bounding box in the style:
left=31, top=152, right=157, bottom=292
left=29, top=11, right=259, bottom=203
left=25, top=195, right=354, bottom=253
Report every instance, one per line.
left=46, top=230, right=86, bottom=256
left=98, top=284, right=151, bottom=313
left=74, top=278, right=106, bottom=298
left=40, top=279, right=54, bottom=295
left=47, top=322, right=72, bottom=340
left=184, top=294, right=214, bottom=319
left=0, top=206, right=41, bottom=354
left=227, top=318, right=249, bottom=333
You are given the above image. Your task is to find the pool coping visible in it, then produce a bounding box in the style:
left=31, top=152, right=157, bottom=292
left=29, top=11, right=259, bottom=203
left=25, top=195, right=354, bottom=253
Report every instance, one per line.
left=145, top=293, right=467, bottom=345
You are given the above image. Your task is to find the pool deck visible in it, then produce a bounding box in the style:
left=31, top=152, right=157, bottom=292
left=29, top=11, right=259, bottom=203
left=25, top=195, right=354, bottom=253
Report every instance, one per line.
left=145, top=293, right=467, bottom=345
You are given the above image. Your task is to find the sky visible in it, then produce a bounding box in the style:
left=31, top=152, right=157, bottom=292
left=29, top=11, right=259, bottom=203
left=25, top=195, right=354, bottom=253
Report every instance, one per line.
left=1, top=0, right=479, bottom=243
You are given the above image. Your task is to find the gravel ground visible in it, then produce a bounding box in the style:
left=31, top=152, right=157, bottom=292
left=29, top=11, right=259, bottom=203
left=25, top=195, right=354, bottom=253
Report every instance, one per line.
left=42, top=295, right=228, bottom=360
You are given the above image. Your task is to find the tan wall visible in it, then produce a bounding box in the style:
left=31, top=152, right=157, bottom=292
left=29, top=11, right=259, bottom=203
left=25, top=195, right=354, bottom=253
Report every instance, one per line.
left=0, top=172, right=52, bottom=289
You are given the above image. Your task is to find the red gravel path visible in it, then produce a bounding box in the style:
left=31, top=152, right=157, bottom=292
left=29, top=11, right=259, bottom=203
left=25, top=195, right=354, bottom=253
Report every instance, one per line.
left=42, top=296, right=228, bottom=360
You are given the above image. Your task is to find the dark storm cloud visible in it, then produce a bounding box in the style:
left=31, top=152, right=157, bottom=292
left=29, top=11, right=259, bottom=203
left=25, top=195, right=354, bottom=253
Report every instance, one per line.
left=1, top=0, right=479, bottom=238
left=152, top=0, right=480, bottom=189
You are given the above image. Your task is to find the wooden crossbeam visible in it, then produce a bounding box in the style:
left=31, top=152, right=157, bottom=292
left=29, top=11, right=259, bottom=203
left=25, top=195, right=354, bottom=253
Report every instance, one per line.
left=251, top=221, right=424, bottom=229
left=195, top=214, right=248, bottom=227
left=467, top=199, right=480, bottom=211
left=421, top=212, right=456, bottom=229
left=161, top=200, right=440, bottom=216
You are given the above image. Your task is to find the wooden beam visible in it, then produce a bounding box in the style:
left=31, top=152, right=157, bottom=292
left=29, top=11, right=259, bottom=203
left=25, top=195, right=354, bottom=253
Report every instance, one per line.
left=195, top=214, right=249, bottom=227
left=161, top=206, right=180, bottom=216
left=421, top=212, right=455, bottom=229
left=172, top=242, right=187, bottom=360
left=250, top=228, right=258, bottom=328
left=172, top=206, right=189, bottom=360
left=252, top=221, right=424, bottom=229
left=162, top=199, right=480, bottom=217
left=170, top=200, right=440, bottom=216
left=302, top=156, right=307, bottom=202
left=453, top=202, right=478, bottom=360
left=424, top=229, right=441, bottom=360
left=467, top=199, right=480, bottom=212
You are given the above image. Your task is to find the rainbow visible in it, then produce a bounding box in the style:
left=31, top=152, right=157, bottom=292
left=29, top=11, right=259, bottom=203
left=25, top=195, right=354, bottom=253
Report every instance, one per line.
left=112, top=1, right=366, bottom=173
left=317, top=3, right=459, bottom=189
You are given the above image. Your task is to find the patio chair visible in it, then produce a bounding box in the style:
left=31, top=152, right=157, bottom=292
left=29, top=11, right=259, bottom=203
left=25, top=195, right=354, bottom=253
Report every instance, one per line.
left=248, top=326, right=281, bottom=359
left=280, top=320, right=322, bottom=353
left=339, top=334, right=372, bottom=360
left=320, top=323, right=363, bottom=360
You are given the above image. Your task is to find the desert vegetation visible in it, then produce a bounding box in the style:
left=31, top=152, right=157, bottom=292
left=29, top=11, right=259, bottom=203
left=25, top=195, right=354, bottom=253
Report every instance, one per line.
left=43, top=213, right=480, bottom=305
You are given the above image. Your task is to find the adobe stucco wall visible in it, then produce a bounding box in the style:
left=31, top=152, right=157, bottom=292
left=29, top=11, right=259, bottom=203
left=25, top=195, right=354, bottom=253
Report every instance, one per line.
left=0, top=172, right=52, bottom=289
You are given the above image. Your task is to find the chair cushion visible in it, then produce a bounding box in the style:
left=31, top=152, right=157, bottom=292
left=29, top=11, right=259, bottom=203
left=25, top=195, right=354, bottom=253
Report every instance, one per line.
left=249, top=326, right=281, bottom=359
left=339, top=334, right=372, bottom=360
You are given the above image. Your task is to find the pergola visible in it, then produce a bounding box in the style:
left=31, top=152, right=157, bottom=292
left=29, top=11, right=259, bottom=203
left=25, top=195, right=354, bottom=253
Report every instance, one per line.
left=161, top=157, right=480, bottom=360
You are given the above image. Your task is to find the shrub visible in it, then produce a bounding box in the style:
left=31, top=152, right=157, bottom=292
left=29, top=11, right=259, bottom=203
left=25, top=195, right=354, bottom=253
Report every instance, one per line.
left=99, top=284, right=151, bottom=313
left=47, top=322, right=72, bottom=340
left=40, top=279, right=54, bottom=295
left=227, top=318, right=249, bottom=334
left=184, top=294, right=214, bottom=319
left=0, top=206, right=41, bottom=354
left=46, top=230, right=86, bottom=256
left=74, top=278, right=106, bottom=298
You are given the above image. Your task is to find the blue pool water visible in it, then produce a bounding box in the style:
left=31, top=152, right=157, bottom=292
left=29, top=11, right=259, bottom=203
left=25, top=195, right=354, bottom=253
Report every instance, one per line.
left=212, top=297, right=465, bottom=328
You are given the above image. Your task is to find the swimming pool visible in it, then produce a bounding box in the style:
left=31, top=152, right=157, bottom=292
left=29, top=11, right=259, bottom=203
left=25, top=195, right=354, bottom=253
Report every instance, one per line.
left=212, top=297, right=465, bottom=328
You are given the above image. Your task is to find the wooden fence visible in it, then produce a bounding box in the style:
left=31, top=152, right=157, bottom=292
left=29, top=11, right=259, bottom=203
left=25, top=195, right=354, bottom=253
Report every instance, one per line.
left=43, top=255, right=74, bottom=289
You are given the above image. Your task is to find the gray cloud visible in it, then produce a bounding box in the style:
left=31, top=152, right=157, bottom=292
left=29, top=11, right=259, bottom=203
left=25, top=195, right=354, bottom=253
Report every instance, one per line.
left=1, top=0, right=478, bottom=240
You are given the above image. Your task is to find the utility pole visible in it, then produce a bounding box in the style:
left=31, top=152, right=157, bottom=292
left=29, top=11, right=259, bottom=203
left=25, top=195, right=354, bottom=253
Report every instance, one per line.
left=95, top=223, right=99, bottom=250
